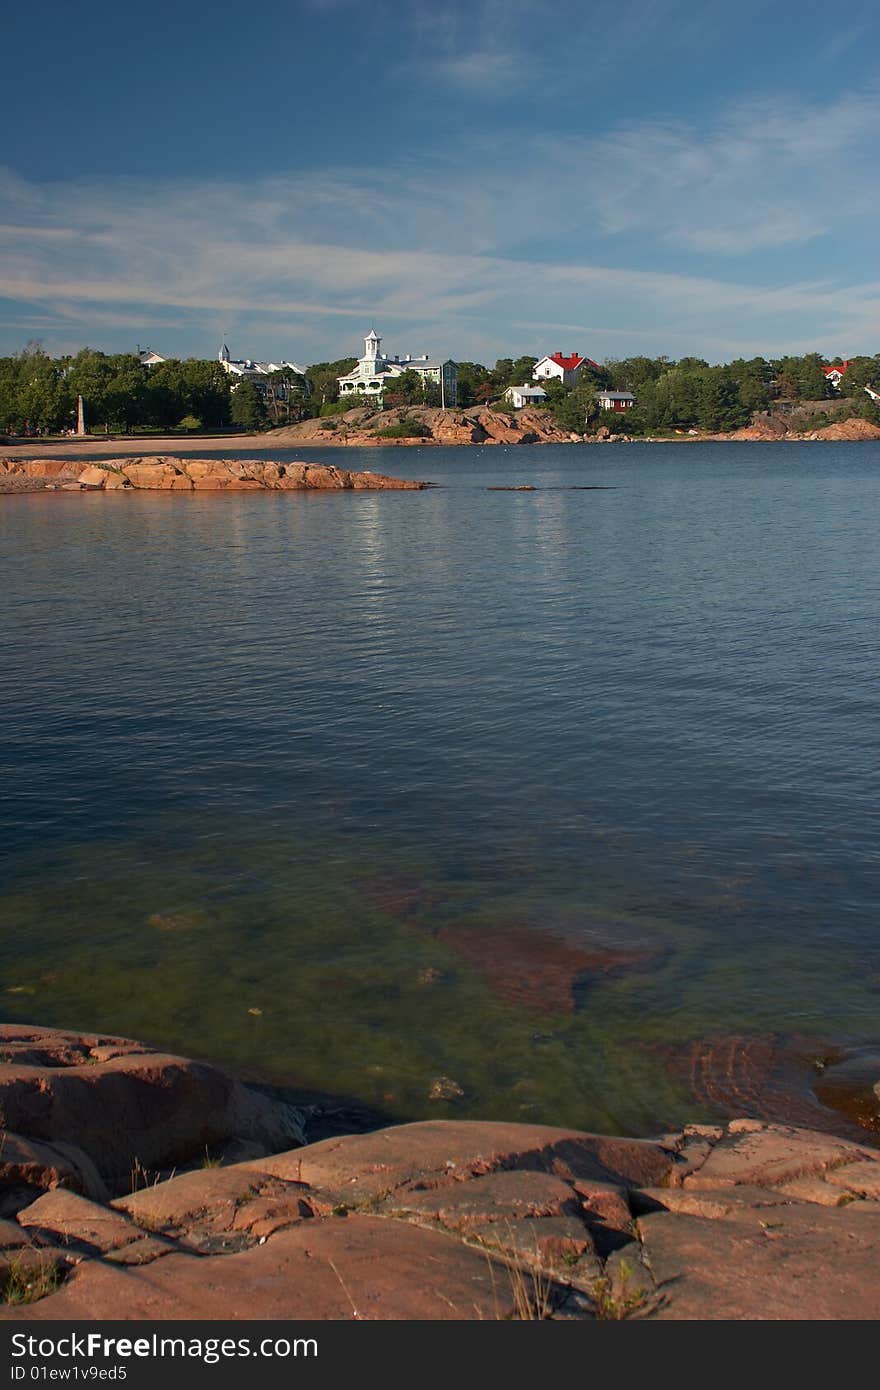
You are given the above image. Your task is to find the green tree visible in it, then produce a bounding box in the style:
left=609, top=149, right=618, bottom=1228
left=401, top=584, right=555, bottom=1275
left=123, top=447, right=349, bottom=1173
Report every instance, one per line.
left=303, top=358, right=358, bottom=413
left=66, top=349, right=117, bottom=431
left=453, top=361, right=491, bottom=407
left=15, top=345, right=71, bottom=433
left=604, top=356, right=669, bottom=392
left=551, top=378, right=597, bottom=433
left=103, top=355, right=148, bottom=430
left=230, top=379, right=266, bottom=429
left=382, top=369, right=424, bottom=406
left=773, top=353, right=830, bottom=401
left=180, top=360, right=231, bottom=428
left=490, top=356, right=539, bottom=392
left=263, top=369, right=309, bottom=424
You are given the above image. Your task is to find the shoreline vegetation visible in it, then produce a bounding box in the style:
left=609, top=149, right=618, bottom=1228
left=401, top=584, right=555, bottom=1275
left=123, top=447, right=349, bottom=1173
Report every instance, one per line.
left=0, top=1022, right=878, bottom=1320
left=3, top=345, right=880, bottom=448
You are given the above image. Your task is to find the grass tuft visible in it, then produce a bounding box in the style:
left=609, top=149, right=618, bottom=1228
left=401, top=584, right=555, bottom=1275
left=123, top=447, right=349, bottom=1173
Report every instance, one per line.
left=3, top=1252, right=62, bottom=1305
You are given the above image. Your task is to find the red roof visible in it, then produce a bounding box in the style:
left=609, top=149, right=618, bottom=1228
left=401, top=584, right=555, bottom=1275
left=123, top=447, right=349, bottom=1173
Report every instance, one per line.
left=823, top=360, right=850, bottom=376
left=549, top=352, right=591, bottom=372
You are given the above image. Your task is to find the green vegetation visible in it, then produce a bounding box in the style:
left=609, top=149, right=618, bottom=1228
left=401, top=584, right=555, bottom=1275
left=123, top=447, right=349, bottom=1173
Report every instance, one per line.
left=229, top=379, right=267, bottom=430
left=374, top=416, right=432, bottom=438
left=302, top=358, right=357, bottom=410
left=3, top=1252, right=62, bottom=1306
left=0, top=345, right=233, bottom=436
left=3, top=342, right=879, bottom=438
left=381, top=370, right=442, bottom=408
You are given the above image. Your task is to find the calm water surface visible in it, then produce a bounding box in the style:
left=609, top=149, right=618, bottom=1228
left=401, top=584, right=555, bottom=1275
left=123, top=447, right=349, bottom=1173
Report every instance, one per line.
left=2, top=441, right=879, bottom=1134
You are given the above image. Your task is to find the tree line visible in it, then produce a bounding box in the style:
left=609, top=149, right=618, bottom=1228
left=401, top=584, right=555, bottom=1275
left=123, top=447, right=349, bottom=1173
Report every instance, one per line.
left=3, top=343, right=879, bottom=437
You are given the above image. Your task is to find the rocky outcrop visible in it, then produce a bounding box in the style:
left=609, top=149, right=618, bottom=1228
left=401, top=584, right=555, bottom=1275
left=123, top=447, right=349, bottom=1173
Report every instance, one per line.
left=2, top=1107, right=880, bottom=1319
left=0, top=1025, right=305, bottom=1196
left=0, top=457, right=428, bottom=492
left=1, top=1026, right=879, bottom=1319
left=717, top=415, right=880, bottom=442
left=807, top=417, right=880, bottom=441
left=265, top=405, right=578, bottom=448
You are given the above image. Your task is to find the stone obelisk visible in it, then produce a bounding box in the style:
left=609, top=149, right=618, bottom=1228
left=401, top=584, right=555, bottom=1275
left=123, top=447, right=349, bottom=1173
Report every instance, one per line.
left=76, top=394, right=86, bottom=436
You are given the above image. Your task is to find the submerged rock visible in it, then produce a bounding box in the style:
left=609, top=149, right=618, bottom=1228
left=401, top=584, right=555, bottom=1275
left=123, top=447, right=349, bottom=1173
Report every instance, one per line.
left=437, top=916, right=664, bottom=1015
left=658, top=1033, right=880, bottom=1140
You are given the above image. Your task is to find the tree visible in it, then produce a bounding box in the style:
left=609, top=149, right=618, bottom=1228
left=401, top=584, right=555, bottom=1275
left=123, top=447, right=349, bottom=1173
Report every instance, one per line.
left=604, top=356, right=669, bottom=392
left=381, top=369, right=424, bottom=407
left=230, top=380, right=266, bottom=429
left=66, top=349, right=116, bottom=430
left=14, top=345, right=71, bottom=433
left=303, top=358, right=358, bottom=413
left=490, top=356, right=538, bottom=392
left=263, top=369, right=309, bottom=424
left=179, top=360, right=231, bottom=428
left=453, top=361, right=491, bottom=407
left=145, top=359, right=189, bottom=429
left=773, top=353, right=830, bottom=401
left=550, top=378, right=597, bottom=433
left=103, top=355, right=148, bottom=431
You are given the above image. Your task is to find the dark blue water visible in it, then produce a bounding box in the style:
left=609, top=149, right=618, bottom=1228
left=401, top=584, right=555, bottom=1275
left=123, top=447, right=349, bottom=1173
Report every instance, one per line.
left=2, top=441, right=879, bottom=1135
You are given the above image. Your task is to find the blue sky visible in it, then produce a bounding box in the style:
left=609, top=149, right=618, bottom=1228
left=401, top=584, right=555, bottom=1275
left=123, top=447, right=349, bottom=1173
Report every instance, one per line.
left=2, top=0, right=879, bottom=365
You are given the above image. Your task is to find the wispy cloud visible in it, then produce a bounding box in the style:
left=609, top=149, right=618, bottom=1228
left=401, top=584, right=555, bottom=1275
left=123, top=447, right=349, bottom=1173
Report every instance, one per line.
left=0, top=80, right=877, bottom=362
left=571, top=86, right=880, bottom=254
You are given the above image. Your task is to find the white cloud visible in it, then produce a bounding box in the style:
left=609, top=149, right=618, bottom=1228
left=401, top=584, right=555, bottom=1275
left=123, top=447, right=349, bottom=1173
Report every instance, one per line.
left=1, top=81, right=878, bottom=362
left=577, top=87, right=880, bottom=255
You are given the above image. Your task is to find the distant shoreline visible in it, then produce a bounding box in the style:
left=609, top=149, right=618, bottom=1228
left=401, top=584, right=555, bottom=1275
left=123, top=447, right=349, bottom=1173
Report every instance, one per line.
left=2, top=409, right=880, bottom=465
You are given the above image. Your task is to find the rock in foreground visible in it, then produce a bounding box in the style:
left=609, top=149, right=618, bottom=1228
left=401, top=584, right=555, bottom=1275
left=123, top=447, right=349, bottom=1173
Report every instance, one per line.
left=1, top=1026, right=880, bottom=1320
left=0, top=1024, right=305, bottom=1200
left=0, top=457, right=428, bottom=491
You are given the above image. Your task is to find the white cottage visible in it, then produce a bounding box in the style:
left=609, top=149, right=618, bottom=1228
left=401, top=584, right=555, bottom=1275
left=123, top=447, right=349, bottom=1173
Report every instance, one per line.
left=505, top=383, right=547, bottom=409
left=532, top=352, right=597, bottom=387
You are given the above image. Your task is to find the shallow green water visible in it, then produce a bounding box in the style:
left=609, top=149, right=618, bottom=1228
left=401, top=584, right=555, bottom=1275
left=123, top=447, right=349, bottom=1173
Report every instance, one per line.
left=2, top=442, right=879, bottom=1134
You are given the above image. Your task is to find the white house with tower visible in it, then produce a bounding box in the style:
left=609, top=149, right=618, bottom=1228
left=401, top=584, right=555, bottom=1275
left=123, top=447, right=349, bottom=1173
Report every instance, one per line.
left=337, top=330, right=457, bottom=405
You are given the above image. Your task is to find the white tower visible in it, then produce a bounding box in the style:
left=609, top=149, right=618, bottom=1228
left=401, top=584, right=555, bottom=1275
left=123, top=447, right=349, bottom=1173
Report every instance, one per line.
left=363, top=329, right=381, bottom=364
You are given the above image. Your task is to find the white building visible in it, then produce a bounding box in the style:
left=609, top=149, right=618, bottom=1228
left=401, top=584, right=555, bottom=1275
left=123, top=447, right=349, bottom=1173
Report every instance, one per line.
left=137, top=348, right=166, bottom=368
left=506, top=383, right=547, bottom=409
left=532, top=352, right=597, bottom=387
left=219, top=345, right=309, bottom=387
left=337, top=330, right=457, bottom=405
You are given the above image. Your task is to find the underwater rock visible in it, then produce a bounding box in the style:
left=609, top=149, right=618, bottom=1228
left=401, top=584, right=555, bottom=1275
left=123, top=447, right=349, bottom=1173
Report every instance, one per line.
left=428, top=1076, right=465, bottom=1102
left=437, top=916, right=662, bottom=1015
left=813, top=1049, right=880, bottom=1135
left=658, top=1033, right=880, bottom=1141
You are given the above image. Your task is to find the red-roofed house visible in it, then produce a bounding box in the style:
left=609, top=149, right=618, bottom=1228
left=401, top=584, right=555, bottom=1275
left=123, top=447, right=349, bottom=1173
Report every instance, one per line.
left=532, top=352, right=599, bottom=387
left=823, top=361, right=850, bottom=389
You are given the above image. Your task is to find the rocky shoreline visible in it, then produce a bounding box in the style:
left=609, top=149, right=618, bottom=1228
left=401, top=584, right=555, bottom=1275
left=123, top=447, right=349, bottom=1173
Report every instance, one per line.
left=0, top=1024, right=878, bottom=1320
left=267, top=405, right=880, bottom=447
left=3, top=409, right=879, bottom=470
left=0, top=457, right=428, bottom=494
